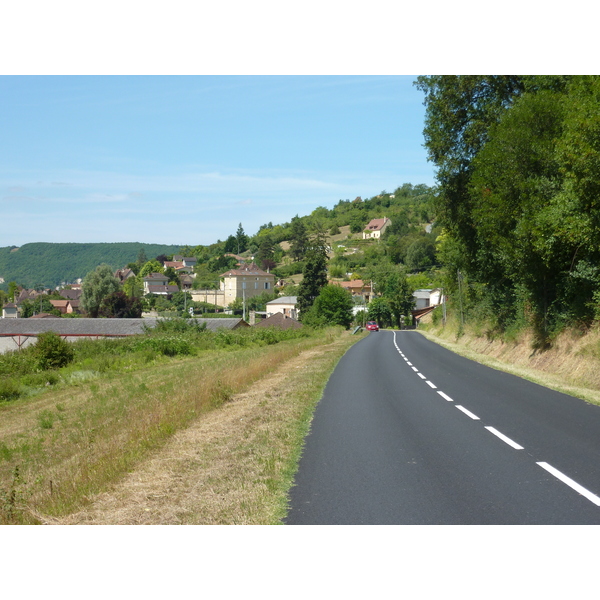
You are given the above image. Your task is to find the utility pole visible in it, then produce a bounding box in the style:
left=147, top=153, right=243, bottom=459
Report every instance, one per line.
left=457, top=271, right=464, bottom=326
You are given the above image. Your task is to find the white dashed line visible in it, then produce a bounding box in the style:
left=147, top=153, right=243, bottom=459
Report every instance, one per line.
left=417, top=373, right=426, bottom=380
left=437, top=391, right=454, bottom=402
left=455, top=405, right=480, bottom=420
left=537, top=462, right=600, bottom=506
left=426, top=381, right=437, bottom=389
left=411, top=366, right=419, bottom=372
left=485, top=427, right=524, bottom=450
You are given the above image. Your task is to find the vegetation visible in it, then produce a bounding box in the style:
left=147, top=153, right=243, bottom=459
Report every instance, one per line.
left=302, top=284, right=354, bottom=329
left=0, top=243, right=180, bottom=289
left=0, top=321, right=358, bottom=524
left=416, top=75, right=600, bottom=347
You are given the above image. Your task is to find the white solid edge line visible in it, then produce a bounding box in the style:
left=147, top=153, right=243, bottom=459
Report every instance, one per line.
left=417, top=373, right=426, bottom=380
left=437, top=391, right=454, bottom=402
left=485, top=426, right=524, bottom=450
left=455, top=405, right=480, bottom=420
left=426, top=381, right=437, bottom=389
left=537, top=462, right=600, bottom=507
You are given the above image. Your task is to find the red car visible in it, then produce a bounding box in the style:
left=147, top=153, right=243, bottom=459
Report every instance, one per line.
left=366, top=321, right=379, bottom=331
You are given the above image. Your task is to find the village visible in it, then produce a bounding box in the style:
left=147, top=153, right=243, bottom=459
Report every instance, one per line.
left=0, top=217, right=445, bottom=354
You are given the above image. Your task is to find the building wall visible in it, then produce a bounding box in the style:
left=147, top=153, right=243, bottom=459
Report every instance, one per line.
left=222, top=274, right=274, bottom=306
left=190, top=290, right=227, bottom=308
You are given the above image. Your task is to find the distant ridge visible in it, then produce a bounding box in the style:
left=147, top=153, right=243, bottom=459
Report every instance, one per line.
left=0, top=242, right=181, bottom=288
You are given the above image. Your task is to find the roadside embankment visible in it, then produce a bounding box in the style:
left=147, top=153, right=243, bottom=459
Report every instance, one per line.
left=419, top=320, right=600, bottom=406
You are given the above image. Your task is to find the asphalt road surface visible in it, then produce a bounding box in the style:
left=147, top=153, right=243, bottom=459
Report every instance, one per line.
left=286, top=330, right=600, bottom=524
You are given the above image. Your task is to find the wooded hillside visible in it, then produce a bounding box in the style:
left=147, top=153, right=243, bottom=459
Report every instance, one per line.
left=0, top=242, right=181, bottom=289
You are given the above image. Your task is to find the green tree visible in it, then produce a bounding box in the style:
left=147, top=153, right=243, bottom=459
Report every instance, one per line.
left=99, top=291, right=143, bottom=318
left=297, top=249, right=328, bottom=319
left=138, top=260, right=164, bottom=279
left=405, top=237, right=437, bottom=271
left=367, top=297, right=392, bottom=328
left=289, top=216, right=309, bottom=262
left=415, top=75, right=525, bottom=269
left=7, top=282, right=18, bottom=303
left=81, top=264, right=121, bottom=318
left=256, top=235, right=276, bottom=271
left=304, top=284, right=354, bottom=328
left=236, top=223, right=249, bottom=254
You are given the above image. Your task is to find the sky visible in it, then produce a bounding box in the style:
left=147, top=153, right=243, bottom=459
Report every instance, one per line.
left=0, top=75, right=436, bottom=248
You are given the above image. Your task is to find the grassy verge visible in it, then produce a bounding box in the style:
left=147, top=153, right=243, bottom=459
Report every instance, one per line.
left=419, top=315, right=600, bottom=406
left=0, top=325, right=364, bottom=524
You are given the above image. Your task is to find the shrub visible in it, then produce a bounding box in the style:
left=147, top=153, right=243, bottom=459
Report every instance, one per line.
left=34, top=332, right=75, bottom=370
left=0, top=379, right=21, bottom=402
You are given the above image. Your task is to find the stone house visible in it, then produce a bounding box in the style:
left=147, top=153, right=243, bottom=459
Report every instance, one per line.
left=219, top=263, right=276, bottom=308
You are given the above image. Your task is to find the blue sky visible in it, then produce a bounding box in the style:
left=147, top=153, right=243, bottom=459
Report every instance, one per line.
left=0, top=75, right=436, bottom=247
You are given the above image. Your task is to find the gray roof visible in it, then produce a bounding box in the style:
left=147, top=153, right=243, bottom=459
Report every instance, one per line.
left=266, top=296, right=297, bottom=305
left=0, top=318, right=160, bottom=337
left=0, top=317, right=248, bottom=337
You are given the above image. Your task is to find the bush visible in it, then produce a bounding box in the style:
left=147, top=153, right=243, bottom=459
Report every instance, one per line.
left=34, top=332, right=75, bottom=370
left=0, top=379, right=21, bottom=402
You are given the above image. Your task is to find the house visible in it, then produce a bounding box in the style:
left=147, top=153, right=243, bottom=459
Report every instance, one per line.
left=413, top=288, right=444, bottom=309
left=115, top=268, right=136, bottom=282
left=363, top=217, right=391, bottom=240
left=173, top=256, right=198, bottom=269
left=143, top=273, right=179, bottom=296
left=254, top=312, right=302, bottom=330
left=266, top=296, right=298, bottom=319
left=220, top=263, right=276, bottom=307
left=2, top=303, right=18, bottom=319
left=163, top=260, right=195, bottom=276
left=49, top=299, right=79, bottom=315
left=330, top=279, right=372, bottom=304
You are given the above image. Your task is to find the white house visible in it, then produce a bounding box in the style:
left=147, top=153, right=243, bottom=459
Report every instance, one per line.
left=266, top=296, right=298, bottom=319
left=363, top=217, right=391, bottom=240
left=2, top=303, right=18, bottom=319
left=413, top=288, right=444, bottom=309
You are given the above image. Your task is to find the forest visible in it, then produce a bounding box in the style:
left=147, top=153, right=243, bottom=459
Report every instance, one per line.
left=0, top=242, right=181, bottom=289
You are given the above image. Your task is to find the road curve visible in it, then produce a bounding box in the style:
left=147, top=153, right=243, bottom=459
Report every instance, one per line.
left=285, top=330, right=600, bottom=524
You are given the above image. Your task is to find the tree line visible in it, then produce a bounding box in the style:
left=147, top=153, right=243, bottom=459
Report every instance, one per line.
left=416, top=75, right=600, bottom=346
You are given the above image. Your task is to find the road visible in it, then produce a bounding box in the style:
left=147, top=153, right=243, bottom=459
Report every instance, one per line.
left=285, top=330, right=600, bottom=524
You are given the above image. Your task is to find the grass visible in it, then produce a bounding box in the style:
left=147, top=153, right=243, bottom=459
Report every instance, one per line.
left=0, top=325, right=364, bottom=524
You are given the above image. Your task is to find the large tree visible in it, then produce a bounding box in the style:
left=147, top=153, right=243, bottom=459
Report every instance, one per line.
left=81, top=264, right=122, bottom=318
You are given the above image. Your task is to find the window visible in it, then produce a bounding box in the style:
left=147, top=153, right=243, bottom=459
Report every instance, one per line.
left=264, top=282, right=270, bottom=290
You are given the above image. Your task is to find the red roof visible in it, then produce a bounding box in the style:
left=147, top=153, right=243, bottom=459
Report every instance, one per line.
left=364, top=218, right=388, bottom=231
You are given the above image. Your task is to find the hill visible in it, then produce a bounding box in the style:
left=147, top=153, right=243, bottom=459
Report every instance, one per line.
left=0, top=242, right=181, bottom=289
